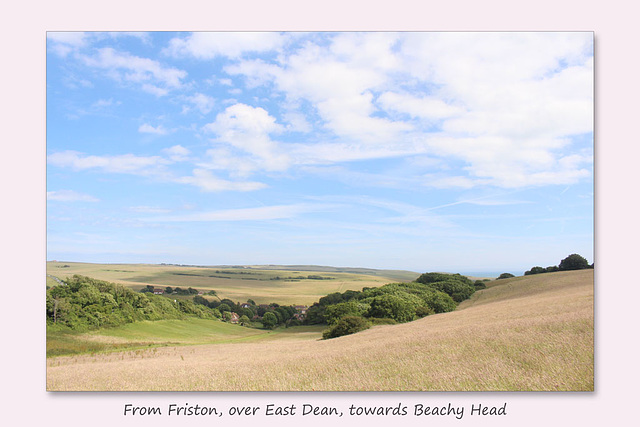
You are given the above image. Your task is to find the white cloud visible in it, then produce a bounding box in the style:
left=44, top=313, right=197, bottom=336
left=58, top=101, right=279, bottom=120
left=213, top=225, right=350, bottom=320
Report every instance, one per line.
left=129, top=206, right=171, bottom=214
left=47, top=150, right=171, bottom=175
left=377, top=92, right=464, bottom=120
left=138, top=123, right=169, bottom=135
left=146, top=203, right=319, bottom=222
left=162, top=145, right=191, bottom=162
left=91, top=98, right=118, bottom=108
left=177, top=169, right=267, bottom=192
left=165, top=32, right=287, bottom=59
left=47, top=190, right=99, bottom=202
left=203, top=103, right=290, bottom=174
left=47, top=32, right=88, bottom=57
left=80, top=47, right=187, bottom=95
left=183, top=92, right=215, bottom=114
left=224, top=32, right=593, bottom=189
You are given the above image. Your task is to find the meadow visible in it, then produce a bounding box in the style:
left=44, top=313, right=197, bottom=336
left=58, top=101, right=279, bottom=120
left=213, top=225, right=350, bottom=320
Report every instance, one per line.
left=46, top=261, right=414, bottom=306
left=46, top=269, right=594, bottom=391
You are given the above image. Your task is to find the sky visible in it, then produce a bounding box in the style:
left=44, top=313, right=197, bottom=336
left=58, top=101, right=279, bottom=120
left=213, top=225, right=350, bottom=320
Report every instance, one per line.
left=46, top=31, right=594, bottom=275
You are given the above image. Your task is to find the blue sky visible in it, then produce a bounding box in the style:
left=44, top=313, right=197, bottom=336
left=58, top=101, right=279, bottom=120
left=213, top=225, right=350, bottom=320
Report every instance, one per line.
left=46, top=32, right=593, bottom=274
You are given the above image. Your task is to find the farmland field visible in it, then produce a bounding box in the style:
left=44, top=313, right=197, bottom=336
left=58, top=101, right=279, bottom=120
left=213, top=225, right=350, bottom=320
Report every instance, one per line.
left=46, top=261, right=416, bottom=306
left=46, top=269, right=594, bottom=391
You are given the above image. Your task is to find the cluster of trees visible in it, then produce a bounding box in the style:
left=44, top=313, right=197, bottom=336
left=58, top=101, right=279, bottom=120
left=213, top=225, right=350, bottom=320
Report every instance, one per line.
left=306, top=272, right=478, bottom=339
left=46, top=275, right=218, bottom=332
left=191, top=296, right=301, bottom=329
left=140, top=285, right=200, bottom=295
left=269, top=274, right=334, bottom=281
left=524, top=254, right=593, bottom=276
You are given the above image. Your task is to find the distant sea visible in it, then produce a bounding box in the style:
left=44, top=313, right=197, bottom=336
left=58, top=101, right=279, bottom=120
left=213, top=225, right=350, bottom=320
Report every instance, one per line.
left=459, top=271, right=522, bottom=279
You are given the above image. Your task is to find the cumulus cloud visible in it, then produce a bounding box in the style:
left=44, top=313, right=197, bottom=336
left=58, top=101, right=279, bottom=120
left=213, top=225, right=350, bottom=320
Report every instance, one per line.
left=222, top=32, right=593, bottom=189
left=203, top=103, right=290, bottom=174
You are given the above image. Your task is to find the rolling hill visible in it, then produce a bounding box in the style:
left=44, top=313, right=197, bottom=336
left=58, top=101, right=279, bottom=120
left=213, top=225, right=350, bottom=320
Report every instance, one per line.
left=46, top=269, right=593, bottom=391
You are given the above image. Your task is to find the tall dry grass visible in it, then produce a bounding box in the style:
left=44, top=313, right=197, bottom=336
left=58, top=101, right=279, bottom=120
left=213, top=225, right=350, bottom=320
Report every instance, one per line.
left=46, top=270, right=593, bottom=391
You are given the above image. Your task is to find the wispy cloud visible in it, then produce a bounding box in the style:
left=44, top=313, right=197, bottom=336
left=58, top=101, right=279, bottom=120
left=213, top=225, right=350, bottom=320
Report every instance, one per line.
left=176, top=169, right=267, bottom=192
left=164, top=32, right=288, bottom=59
left=80, top=47, right=187, bottom=96
left=47, top=190, right=99, bottom=202
left=47, top=150, right=171, bottom=176
left=145, top=203, right=323, bottom=222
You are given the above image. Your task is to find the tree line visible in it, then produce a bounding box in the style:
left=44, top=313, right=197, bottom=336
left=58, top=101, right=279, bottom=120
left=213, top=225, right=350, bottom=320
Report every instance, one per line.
left=46, top=275, right=306, bottom=332
left=524, top=253, right=593, bottom=276
left=46, top=275, right=218, bottom=331
left=191, top=296, right=302, bottom=328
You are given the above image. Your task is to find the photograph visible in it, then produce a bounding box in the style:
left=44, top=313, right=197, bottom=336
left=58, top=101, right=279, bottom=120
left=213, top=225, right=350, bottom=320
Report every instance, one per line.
left=45, top=31, right=594, bottom=392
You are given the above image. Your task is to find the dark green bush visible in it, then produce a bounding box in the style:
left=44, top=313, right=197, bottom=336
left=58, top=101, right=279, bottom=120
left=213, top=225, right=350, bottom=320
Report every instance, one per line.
left=368, top=317, right=397, bottom=325
left=559, top=254, right=590, bottom=271
left=322, top=316, right=371, bottom=339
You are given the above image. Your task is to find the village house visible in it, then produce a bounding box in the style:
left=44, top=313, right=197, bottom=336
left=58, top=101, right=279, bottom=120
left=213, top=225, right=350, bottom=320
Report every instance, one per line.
left=153, top=288, right=165, bottom=295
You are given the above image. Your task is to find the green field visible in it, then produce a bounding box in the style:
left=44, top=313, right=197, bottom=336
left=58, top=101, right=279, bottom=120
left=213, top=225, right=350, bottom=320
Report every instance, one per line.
left=47, top=318, right=325, bottom=357
left=46, top=261, right=417, bottom=305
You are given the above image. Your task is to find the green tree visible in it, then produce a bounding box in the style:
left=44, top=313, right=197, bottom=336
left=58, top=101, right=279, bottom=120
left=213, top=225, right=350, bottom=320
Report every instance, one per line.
left=367, top=294, right=416, bottom=323
left=559, top=254, right=590, bottom=271
left=322, top=316, right=371, bottom=339
left=525, top=266, right=546, bottom=275
left=239, top=315, right=250, bottom=325
left=497, top=273, right=515, bottom=279
left=324, top=300, right=367, bottom=325
left=262, top=312, right=277, bottom=329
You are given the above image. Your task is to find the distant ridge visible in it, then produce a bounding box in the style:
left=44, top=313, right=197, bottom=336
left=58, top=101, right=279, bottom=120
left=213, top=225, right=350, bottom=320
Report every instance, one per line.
left=241, top=265, right=420, bottom=282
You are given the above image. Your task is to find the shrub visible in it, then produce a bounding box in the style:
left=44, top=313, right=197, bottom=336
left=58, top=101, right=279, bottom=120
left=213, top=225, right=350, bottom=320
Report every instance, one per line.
left=474, top=280, right=487, bottom=290
left=324, top=300, right=369, bottom=325
left=497, top=273, right=515, bottom=279
left=524, top=266, right=546, bottom=275
left=322, top=316, right=371, bottom=339
left=415, top=305, right=435, bottom=317
left=368, top=318, right=397, bottom=325
left=426, top=280, right=475, bottom=303
left=416, top=272, right=473, bottom=286
left=559, top=254, right=590, bottom=271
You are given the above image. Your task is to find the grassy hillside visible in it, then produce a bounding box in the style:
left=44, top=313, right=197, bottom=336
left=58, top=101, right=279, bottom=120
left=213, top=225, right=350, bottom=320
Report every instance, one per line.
left=47, top=319, right=325, bottom=357
left=46, top=269, right=593, bottom=391
left=46, top=262, right=412, bottom=305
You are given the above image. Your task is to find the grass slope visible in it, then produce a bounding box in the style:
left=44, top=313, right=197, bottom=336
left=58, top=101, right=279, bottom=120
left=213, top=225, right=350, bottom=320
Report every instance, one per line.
left=47, top=319, right=325, bottom=357
left=47, top=269, right=593, bottom=391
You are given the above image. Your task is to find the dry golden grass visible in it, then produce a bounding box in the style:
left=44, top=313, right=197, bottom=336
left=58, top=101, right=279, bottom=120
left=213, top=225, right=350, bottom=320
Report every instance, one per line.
left=46, top=269, right=593, bottom=391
